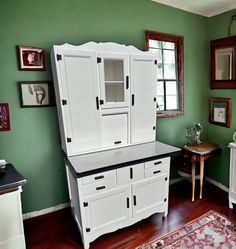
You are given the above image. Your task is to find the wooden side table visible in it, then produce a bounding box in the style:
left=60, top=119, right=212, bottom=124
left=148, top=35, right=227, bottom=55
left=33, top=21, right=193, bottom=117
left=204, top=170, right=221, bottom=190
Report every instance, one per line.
left=182, top=143, right=219, bottom=202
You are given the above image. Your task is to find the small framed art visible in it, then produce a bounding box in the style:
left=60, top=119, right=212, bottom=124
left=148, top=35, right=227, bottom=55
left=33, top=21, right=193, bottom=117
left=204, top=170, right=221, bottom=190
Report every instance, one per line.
left=18, top=81, right=54, bottom=107
left=0, top=103, right=10, bottom=131
left=17, top=46, right=46, bottom=71
left=208, top=97, right=232, bottom=127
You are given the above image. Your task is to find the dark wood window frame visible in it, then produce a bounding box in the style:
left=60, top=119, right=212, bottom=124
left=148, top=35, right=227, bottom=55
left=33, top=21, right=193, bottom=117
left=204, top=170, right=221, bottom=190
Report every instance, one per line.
left=145, top=30, right=184, bottom=118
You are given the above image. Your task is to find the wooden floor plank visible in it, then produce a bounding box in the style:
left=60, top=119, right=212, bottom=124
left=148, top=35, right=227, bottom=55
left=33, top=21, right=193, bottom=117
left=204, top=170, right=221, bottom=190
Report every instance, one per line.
left=24, top=180, right=236, bottom=249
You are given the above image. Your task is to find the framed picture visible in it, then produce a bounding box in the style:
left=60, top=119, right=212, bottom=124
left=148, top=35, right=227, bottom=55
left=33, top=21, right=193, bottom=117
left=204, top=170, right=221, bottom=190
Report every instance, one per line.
left=0, top=103, right=10, bottom=131
left=208, top=97, right=232, bottom=127
left=17, top=46, right=46, bottom=71
left=18, top=81, right=54, bottom=107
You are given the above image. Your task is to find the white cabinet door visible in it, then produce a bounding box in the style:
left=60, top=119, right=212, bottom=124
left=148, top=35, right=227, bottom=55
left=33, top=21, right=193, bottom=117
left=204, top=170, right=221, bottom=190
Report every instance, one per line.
left=132, top=174, right=168, bottom=221
left=130, top=54, right=157, bottom=144
left=98, top=53, right=129, bottom=109
left=55, top=49, right=101, bottom=155
left=0, top=190, right=26, bottom=249
left=84, top=186, right=131, bottom=241
left=229, top=145, right=236, bottom=208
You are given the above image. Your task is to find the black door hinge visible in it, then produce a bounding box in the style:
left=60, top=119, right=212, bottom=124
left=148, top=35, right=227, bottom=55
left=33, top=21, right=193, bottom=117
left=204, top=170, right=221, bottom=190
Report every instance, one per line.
left=62, top=99, right=67, bottom=105
left=97, top=57, right=102, bottom=63
left=154, top=97, right=156, bottom=102
left=86, top=228, right=90, bottom=232
left=67, top=137, right=72, bottom=143
left=164, top=198, right=167, bottom=202
left=57, top=54, right=62, bottom=61
left=165, top=177, right=168, bottom=181
left=153, top=126, right=156, bottom=130
left=83, top=202, right=88, bottom=207
left=154, top=60, right=157, bottom=65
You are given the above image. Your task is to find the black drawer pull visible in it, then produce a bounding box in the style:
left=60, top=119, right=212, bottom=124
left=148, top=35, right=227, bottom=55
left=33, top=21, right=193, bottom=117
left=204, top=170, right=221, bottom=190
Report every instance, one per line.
left=154, top=161, right=162, bottom=165
left=127, top=197, right=130, bottom=208
left=130, top=168, right=133, bottom=179
left=96, top=186, right=106, bottom=190
left=94, top=175, right=104, bottom=180
left=96, top=96, right=99, bottom=110
left=133, top=195, right=137, bottom=206
left=114, top=141, right=122, bottom=145
left=153, top=170, right=161, bottom=174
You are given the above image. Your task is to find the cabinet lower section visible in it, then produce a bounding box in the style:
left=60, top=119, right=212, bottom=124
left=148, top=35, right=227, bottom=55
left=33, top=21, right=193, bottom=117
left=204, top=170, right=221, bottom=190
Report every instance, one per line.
left=228, top=143, right=236, bottom=209
left=66, top=156, right=170, bottom=249
left=0, top=188, right=26, bottom=249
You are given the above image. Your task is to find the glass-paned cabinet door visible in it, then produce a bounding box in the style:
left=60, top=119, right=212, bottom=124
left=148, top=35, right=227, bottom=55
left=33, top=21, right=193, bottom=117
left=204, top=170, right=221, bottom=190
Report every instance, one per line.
left=98, top=53, right=129, bottom=109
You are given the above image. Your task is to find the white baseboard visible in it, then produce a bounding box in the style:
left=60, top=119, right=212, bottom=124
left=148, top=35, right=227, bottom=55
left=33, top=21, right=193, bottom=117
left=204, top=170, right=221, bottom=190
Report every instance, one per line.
left=169, top=177, right=184, bottom=185
left=23, top=202, right=70, bottom=220
left=170, top=176, right=229, bottom=193
left=205, top=176, right=229, bottom=193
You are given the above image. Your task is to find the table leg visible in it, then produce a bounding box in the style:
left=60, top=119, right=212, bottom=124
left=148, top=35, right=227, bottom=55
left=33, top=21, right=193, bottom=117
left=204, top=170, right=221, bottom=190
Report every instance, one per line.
left=191, top=160, right=196, bottom=202
left=199, top=157, right=204, bottom=199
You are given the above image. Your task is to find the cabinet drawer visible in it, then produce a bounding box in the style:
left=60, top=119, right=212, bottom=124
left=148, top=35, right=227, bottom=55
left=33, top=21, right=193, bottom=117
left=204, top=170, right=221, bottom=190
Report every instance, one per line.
left=82, top=170, right=116, bottom=185
left=83, top=177, right=116, bottom=197
left=117, top=163, right=144, bottom=185
left=145, top=165, right=168, bottom=179
left=144, top=157, right=170, bottom=169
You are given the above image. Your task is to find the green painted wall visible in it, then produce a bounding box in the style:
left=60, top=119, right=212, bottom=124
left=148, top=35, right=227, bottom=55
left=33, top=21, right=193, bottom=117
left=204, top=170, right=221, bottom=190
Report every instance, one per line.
left=0, top=0, right=210, bottom=213
left=206, top=10, right=236, bottom=187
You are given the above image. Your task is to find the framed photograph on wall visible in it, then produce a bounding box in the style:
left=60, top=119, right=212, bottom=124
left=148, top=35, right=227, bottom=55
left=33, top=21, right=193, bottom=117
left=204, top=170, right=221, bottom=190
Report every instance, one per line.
left=208, top=97, right=232, bottom=127
left=18, top=81, right=54, bottom=107
left=0, top=103, right=11, bottom=131
left=17, top=46, right=46, bottom=71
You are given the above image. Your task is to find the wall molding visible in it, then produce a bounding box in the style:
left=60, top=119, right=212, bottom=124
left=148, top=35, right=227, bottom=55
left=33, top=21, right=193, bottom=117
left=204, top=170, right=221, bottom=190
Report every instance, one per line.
left=205, top=176, right=229, bottom=193
left=23, top=202, right=70, bottom=220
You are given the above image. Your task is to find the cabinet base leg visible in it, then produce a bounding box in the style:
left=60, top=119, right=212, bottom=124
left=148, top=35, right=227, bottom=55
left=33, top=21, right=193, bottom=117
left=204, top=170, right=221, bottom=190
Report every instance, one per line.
left=229, top=201, right=233, bottom=209
left=163, top=210, right=168, bottom=217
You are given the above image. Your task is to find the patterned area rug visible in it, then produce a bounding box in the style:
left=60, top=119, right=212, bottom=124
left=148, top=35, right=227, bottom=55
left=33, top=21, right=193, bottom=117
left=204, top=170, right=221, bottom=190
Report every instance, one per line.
left=137, top=210, right=236, bottom=249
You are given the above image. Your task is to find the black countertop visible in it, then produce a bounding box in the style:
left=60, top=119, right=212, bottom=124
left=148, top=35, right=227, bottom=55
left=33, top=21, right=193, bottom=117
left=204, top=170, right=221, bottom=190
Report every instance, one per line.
left=0, top=164, right=27, bottom=192
left=66, top=141, right=181, bottom=177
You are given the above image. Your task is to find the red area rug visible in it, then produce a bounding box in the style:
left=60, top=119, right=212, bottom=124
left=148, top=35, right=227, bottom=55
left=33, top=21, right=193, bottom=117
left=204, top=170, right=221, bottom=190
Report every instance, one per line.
left=137, top=210, right=236, bottom=248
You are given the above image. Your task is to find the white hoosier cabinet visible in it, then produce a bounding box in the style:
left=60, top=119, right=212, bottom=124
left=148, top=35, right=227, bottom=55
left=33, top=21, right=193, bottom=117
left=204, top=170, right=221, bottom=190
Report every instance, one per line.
left=51, top=41, right=180, bottom=249
left=228, top=143, right=236, bottom=209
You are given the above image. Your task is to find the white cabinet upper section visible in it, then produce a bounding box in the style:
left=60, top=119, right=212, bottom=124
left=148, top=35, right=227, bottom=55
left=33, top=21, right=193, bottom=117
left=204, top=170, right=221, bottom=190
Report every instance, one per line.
left=51, top=42, right=157, bottom=156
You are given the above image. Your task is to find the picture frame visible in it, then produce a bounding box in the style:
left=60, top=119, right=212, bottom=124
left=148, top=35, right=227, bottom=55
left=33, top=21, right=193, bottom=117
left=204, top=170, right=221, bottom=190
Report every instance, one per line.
left=17, top=46, right=46, bottom=71
left=208, top=97, right=232, bottom=127
left=0, top=103, right=11, bottom=131
left=18, top=81, right=54, bottom=107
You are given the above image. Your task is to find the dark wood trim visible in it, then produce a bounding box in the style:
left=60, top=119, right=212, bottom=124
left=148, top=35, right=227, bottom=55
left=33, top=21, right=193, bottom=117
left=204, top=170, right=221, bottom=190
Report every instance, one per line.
left=145, top=30, right=184, bottom=118
left=208, top=97, right=232, bottom=128
left=210, top=36, right=236, bottom=89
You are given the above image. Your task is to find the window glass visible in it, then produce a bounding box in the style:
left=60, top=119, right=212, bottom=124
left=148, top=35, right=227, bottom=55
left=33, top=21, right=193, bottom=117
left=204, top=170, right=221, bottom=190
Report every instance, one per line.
left=145, top=30, right=184, bottom=117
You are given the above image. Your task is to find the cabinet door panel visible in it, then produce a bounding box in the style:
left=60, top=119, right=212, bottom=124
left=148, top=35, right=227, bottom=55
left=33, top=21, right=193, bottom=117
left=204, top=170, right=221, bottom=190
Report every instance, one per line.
left=132, top=174, right=168, bottom=220
left=130, top=55, right=157, bottom=144
left=84, top=186, right=131, bottom=241
left=56, top=49, right=101, bottom=155
left=98, top=53, right=129, bottom=109
left=230, top=147, right=236, bottom=200
left=101, top=113, right=128, bottom=148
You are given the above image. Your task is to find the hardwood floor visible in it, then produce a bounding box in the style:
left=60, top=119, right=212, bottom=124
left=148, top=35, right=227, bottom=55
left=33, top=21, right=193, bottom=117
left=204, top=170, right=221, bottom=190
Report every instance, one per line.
left=23, top=180, right=236, bottom=249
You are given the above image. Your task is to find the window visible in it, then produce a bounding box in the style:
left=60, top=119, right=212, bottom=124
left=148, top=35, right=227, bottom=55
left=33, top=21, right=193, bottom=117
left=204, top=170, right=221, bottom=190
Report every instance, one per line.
left=145, top=31, right=184, bottom=118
